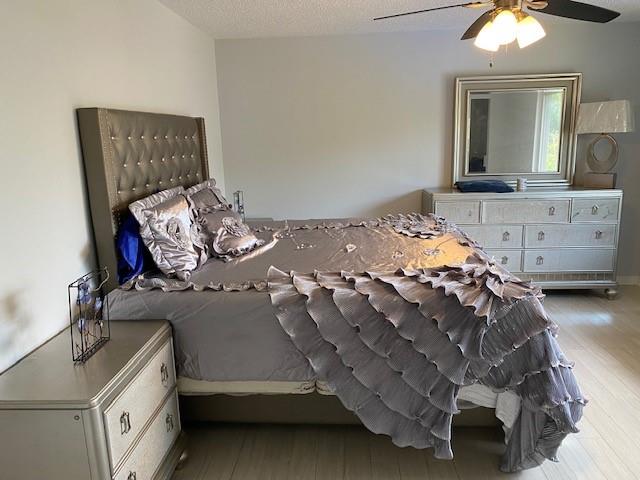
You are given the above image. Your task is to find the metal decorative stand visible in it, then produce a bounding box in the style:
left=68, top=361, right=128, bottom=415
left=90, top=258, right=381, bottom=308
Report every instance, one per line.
left=233, top=190, right=245, bottom=222
left=68, top=268, right=110, bottom=363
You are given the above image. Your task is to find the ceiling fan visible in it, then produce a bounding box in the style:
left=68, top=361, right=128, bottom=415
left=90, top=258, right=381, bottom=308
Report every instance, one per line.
left=374, top=0, right=620, bottom=51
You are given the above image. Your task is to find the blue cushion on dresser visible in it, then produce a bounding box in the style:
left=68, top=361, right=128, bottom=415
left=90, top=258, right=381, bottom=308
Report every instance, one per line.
left=455, top=180, right=514, bottom=193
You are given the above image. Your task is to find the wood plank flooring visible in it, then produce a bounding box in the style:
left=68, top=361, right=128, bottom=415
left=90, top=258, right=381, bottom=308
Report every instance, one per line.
left=172, top=286, right=640, bottom=479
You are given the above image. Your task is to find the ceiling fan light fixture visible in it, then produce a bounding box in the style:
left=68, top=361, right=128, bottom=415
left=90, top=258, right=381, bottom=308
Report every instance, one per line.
left=474, top=20, right=500, bottom=51
left=516, top=13, right=546, bottom=48
left=492, top=9, right=518, bottom=45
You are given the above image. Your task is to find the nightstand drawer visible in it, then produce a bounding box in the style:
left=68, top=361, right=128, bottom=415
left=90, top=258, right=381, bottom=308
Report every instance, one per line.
left=482, top=200, right=570, bottom=224
left=104, top=339, right=176, bottom=469
left=571, top=198, right=620, bottom=223
left=113, top=390, right=180, bottom=480
left=434, top=201, right=480, bottom=224
left=461, top=225, right=523, bottom=248
left=525, top=224, right=616, bottom=247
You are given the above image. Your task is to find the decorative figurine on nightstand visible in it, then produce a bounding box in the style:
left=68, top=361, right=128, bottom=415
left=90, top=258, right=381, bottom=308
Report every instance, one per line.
left=68, top=268, right=110, bottom=362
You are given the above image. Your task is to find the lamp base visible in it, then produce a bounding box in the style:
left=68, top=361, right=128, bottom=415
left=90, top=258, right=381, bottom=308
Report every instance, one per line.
left=583, top=172, right=616, bottom=189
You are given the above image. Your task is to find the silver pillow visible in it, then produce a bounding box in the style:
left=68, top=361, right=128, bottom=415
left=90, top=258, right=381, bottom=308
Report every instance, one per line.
left=185, top=180, right=263, bottom=260
left=129, top=188, right=206, bottom=279
left=128, top=186, right=184, bottom=225
left=212, top=214, right=265, bottom=260
left=184, top=179, right=230, bottom=210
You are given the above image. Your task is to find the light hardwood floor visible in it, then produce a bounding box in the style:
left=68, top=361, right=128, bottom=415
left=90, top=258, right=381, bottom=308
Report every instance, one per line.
left=172, top=286, right=640, bottom=480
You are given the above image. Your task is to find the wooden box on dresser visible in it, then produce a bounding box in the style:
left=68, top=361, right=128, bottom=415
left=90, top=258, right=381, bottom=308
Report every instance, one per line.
left=0, top=320, right=185, bottom=480
left=423, top=188, right=623, bottom=298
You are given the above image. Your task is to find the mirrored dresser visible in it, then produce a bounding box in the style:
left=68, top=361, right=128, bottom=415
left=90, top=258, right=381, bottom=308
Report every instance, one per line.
left=0, top=320, right=185, bottom=480
left=423, top=188, right=622, bottom=297
left=435, top=72, right=626, bottom=297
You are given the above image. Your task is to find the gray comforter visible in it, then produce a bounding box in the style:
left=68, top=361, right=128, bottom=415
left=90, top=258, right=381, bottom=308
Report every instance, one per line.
left=109, top=214, right=584, bottom=471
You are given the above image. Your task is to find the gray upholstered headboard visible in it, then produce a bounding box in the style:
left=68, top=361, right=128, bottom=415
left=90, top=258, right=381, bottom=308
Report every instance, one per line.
left=77, top=108, right=210, bottom=291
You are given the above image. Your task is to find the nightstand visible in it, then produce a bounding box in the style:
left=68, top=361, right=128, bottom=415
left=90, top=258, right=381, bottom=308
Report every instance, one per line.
left=0, top=320, right=185, bottom=480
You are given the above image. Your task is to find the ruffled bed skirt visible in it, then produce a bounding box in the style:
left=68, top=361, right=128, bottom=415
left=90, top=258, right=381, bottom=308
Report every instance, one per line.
left=267, top=256, right=585, bottom=472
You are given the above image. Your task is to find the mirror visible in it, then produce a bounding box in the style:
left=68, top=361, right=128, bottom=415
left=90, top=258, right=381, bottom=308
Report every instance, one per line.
left=454, top=74, right=581, bottom=187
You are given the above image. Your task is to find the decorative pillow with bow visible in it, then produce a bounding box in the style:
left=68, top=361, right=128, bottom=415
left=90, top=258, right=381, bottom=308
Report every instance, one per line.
left=185, top=179, right=264, bottom=261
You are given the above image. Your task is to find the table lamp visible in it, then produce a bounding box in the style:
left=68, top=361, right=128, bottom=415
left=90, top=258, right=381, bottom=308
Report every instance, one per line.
left=576, top=100, right=635, bottom=188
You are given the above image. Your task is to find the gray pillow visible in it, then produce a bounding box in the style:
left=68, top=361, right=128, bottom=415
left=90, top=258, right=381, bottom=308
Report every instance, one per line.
left=184, top=179, right=230, bottom=210
left=128, top=186, right=184, bottom=225
left=190, top=209, right=264, bottom=260
left=185, top=180, right=263, bottom=260
left=129, top=188, right=206, bottom=279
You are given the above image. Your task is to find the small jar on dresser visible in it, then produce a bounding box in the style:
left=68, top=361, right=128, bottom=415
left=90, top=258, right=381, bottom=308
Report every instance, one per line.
left=0, top=320, right=185, bottom=480
left=423, top=187, right=623, bottom=299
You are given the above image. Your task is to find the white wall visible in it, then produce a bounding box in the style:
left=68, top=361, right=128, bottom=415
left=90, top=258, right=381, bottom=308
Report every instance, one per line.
left=216, top=22, right=640, bottom=278
left=0, top=0, right=224, bottom=373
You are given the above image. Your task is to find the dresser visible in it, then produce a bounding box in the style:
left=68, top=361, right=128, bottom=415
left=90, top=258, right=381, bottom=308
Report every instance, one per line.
left=0, top=320, right=185, bottom=480
left=423, top=188, right=623, bottom=298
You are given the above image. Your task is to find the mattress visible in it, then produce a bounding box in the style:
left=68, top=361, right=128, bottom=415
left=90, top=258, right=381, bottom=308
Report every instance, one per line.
left=109, top=216, right=520, bottom=431
left=108, top=218, right=475, bottom=384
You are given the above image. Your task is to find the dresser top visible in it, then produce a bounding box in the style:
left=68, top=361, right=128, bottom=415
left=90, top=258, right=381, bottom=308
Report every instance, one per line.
left=0, top=320, right=170, bottom=409
left=425, top=186, right=622, bottom=200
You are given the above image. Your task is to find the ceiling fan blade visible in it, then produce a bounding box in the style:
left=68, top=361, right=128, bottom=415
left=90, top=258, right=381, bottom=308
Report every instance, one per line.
left=374, top=2, right=488, bottom=21
left=534, top=0, right=620, bottom=23
left=461, top=10, right=493, bottom=40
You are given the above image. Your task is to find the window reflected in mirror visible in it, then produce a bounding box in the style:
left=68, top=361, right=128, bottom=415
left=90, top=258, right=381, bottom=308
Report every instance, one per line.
left=466, top=88, right=565, bottom=175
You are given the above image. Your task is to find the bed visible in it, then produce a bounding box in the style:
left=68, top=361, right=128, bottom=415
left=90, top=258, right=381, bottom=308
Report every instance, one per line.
left=78, top=108, right=584, bottom=471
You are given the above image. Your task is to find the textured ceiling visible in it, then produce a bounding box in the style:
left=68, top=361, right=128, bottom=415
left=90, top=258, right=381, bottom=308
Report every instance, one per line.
left=159, top=0, right=640, bottom=39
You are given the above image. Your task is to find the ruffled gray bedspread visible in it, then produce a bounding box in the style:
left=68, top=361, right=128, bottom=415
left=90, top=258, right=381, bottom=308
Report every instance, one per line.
left=268, top=254, right=584, bottom=472
left=119, top=213, right=585, bottom=471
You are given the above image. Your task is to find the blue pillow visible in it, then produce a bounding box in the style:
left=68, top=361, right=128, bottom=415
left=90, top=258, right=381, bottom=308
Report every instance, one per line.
left=116, top=214, right=154, bottom=284
left=455, top=180, right=514, bottom=193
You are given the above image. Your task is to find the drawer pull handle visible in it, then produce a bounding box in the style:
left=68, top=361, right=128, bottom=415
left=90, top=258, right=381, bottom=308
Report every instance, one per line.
left=548, top=206, right=556, bottom=216
left=501, top=256, right=509, bottom=265
left=592, top=205, right=600, bottom=215
left=160, top=362, right=169, bottom=385
left=595, top=230, right=603, bottom=240
left=120, top=411, right=131, bottom=435
left=166, top=413, right=175, bottom=432
left=502, top=231, right=510, bottom=242
left=538, top=231, right=545, bottom=241
left=127, top=472, right=137, bottom=480
left=536, top=256, right=544, bottom=266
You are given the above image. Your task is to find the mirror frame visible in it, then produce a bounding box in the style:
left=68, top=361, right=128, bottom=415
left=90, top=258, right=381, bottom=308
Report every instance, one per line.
left=453, top=73, right=582, bottom=187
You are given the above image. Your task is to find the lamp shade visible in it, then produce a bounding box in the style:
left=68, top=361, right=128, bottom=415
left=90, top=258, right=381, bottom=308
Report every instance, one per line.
left=576, top=100, right=635, bottom=134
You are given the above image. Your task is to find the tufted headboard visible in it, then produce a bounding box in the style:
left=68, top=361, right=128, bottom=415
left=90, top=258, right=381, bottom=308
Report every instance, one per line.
left=77, top=108, right=210, bottom=291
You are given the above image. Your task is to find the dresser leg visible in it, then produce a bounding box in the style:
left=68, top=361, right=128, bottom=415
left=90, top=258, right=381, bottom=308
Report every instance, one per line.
left=604, top=288, right=618, bottom=300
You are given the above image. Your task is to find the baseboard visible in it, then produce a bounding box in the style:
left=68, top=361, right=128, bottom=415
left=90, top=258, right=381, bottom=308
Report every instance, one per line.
left=618, top=276, right=640, bottom=286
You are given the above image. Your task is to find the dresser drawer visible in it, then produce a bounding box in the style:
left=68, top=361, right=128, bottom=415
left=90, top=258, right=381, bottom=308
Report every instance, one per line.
left=114, top=390, right=180, bottom=480
left=434, top=201, right=480, bottom=224
left=523, top=249, right=615, bottom=273
left=485, top=249, right=523, bottom=273
left=525, top=224, right=617, bottom=248
left=482, top=200, right=570, bottom=224
left=571, top=198, right=620, bottom=223
left=461, top=225, right=523, bottom=248
left=104, top=340, right=176, bottom=469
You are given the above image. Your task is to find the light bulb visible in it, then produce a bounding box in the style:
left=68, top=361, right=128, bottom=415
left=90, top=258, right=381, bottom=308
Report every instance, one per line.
left=474, top=20, right=500, bottom=52
left=492, top=10, right=518, bottom=45
left=516, top=14, right=546, bottom=48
